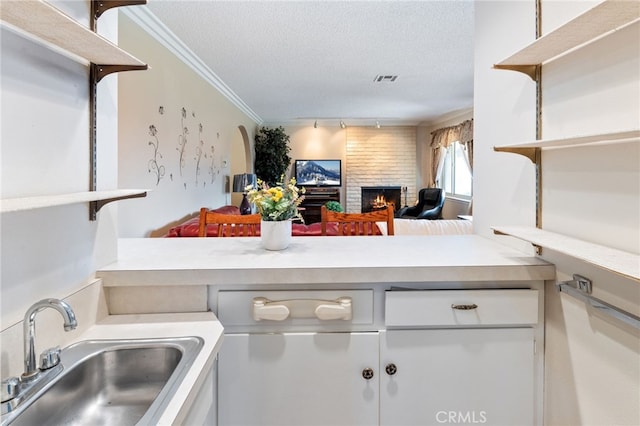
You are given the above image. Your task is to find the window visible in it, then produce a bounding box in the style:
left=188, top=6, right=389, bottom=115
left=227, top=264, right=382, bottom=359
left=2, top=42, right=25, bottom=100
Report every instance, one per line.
left=441, top=141, right=472, bottom=199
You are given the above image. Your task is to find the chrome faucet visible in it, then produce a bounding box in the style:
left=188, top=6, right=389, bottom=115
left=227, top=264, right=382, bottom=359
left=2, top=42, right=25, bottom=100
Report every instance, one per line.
left=1, top=299, right=77, bottom=414
left=22, top=298, right=77, bottom=380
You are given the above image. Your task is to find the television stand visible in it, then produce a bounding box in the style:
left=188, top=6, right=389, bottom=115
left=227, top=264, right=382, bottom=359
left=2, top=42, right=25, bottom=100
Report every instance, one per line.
left=299, top=187, right=340, bottom=224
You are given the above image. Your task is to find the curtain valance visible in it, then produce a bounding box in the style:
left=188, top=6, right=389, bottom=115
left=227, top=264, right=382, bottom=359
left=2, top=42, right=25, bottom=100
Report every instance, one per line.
left=430, top=119, right=473, bottom=149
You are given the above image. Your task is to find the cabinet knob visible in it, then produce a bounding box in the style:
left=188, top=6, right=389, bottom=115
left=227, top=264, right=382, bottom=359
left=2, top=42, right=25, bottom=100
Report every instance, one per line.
left=362, top=368, right=374, bottom=380
left=385, top=363, right=397, bottom=376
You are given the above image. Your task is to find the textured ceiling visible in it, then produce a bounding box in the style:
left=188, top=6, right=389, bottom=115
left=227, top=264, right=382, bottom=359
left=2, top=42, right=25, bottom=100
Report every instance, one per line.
left=145, top=0, right=474, bottom=126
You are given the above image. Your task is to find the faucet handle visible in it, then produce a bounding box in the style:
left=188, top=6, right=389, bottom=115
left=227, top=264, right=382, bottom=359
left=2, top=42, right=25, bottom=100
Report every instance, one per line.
left=1, top=377, right=20, bottom=402
left=39, top=347, right=61, bottom=370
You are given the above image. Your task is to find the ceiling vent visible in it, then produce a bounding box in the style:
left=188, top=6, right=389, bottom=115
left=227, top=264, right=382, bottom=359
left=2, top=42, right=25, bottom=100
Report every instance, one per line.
left=374, top=75, right=398, bottom=82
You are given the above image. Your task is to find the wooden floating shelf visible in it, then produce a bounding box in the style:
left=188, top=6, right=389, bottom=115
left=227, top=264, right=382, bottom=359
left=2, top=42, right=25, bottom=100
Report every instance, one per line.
left=0, top=0, right=146, bottom=67
left=1, top=190, right=148, bottom=214
left=492, top=226, right=640, bottom=282
left=494, top=0, right=640, bottom=78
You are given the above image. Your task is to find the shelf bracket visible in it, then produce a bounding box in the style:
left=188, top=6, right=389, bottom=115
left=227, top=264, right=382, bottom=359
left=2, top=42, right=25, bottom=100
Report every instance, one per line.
left=492, top=64, right=539, bottom=81
left=88, top=0, right=148, bottom=221
left=93, top=0, right=147, bottom=20
left=493, top=146, right=541, bottom=164
left=89, top=191, right=147, bottom=219
left=93, top=64, right=148, bottom=83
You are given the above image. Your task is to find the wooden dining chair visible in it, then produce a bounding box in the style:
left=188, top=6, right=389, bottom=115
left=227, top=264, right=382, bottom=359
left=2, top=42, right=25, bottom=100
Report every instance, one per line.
left=198, top=208, right=261, bottom=237
left=320, top=204, right=394, bottom=236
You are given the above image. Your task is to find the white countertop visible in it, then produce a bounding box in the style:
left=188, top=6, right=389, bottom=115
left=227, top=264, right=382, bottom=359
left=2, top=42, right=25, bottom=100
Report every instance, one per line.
left=98, top=235, right=555, bottom=286
left=76, top=312, right=223, bottom=425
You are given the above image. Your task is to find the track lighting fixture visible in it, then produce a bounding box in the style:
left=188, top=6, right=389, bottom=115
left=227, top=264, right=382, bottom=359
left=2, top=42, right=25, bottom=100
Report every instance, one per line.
left=340, top=120, right=346, bottom=129
left=376, top=121, right=381, bottom=129
left=314, top=120, right=318, bottom=128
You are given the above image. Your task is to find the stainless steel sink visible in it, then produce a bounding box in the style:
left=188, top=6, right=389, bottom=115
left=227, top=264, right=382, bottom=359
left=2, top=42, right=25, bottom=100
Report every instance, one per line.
left=1, top=337, right=203, bottom=425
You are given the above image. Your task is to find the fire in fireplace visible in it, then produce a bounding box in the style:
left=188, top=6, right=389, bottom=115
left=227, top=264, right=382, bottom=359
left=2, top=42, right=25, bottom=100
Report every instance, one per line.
left=361, top=186, right=402, bottom=213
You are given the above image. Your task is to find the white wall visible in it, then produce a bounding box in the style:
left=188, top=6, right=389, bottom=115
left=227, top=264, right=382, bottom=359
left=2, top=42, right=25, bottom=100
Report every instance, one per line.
left=475, top=1, right=640, bottom=424
left=117, top=13, right=258, bottom=237
left=539, top=2, right=640, bottom=425
left=0, top=2, right=119, bottom=329
left=473, top=0, right=537, bottom=241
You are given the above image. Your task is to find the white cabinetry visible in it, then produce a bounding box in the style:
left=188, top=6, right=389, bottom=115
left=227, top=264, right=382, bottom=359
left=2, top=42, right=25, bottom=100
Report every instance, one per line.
left=215, top=286, right=543, bottom=426
left=380, top=328, right=535, bottom=426
left=218, top=332, right=379, bottom=426
left=381, top=289, right=539, bottom=426
left=217, top=289, right=378, bottom=426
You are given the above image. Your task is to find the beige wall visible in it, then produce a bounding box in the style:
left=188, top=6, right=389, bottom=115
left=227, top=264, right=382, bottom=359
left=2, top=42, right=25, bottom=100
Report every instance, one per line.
left=117, top=13, right=257, bottom=237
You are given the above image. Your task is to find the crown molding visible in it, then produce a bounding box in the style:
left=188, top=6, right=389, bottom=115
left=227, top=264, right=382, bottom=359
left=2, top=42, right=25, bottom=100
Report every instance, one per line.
left=121, top=7, right=263, bottom=125
left=419, top=107, right=473, bottom=128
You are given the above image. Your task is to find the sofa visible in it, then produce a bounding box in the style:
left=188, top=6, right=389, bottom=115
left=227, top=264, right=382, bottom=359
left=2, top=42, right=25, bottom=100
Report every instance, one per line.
left=377, top=218, right=472, bottom=236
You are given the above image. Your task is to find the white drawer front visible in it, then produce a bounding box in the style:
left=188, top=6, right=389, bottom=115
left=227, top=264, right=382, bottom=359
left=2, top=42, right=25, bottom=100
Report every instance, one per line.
left=219, top=289, right=373, bottom=326
left=385, top=289, right=538, bottom=327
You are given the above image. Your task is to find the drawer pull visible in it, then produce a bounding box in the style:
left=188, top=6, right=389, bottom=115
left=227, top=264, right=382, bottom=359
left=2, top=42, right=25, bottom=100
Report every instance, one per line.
left=451, top=303, right=478, bottom=310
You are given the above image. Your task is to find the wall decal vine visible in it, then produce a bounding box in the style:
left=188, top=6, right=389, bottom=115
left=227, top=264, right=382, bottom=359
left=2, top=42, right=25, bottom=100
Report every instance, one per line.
left=209, top=145, right=218, bottom=184
left=147, top=124, right=165, bottom=185
left=195, top=123, right=204, bottom=186
left=176, top=107, right=188, bottom=177
left=145, top=104, right=220, bottom=192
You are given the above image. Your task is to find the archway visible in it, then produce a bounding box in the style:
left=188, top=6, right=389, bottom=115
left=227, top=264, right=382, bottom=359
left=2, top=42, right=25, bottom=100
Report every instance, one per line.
left=230, top=125, right=252, bottom=206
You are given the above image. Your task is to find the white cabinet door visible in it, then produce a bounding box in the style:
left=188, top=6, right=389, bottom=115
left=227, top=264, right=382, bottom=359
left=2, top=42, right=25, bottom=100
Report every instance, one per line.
left=380, top=328, right=535, bottom=426
left=218, top=332, right=379, bottom=426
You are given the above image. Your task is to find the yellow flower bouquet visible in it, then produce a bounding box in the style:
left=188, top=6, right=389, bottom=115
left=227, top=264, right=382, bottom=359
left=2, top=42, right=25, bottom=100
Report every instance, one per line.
left=246, top=176, right=305, bottom=222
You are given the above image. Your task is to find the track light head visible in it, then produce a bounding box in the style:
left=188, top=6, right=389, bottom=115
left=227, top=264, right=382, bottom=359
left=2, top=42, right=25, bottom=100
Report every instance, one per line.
left=340, top=120, right=346, bottom=129
left=376, top=121, right=381, bottom=129
left=314, top=120, right=318, bottom=128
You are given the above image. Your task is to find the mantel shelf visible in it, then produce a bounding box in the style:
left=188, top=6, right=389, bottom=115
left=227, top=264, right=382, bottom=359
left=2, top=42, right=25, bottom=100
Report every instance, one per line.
left=1, top=189, right=148, bottom=214
left=494, top=0, right=640, bottom=78
left=492, top=226, right=640, bottom=282
left=494, top=129, right=640, bottom=161
left=0, top=0, right=146, bottom=67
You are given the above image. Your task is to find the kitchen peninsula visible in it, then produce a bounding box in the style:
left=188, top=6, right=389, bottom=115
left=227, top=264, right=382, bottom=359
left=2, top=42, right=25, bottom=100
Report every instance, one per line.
left=98, top=235, right=554, bottom=286
left=97, top=235, right=554, bottom=426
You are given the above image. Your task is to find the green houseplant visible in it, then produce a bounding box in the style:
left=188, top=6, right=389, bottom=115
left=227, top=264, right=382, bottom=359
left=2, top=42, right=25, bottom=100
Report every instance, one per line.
left=254, top=126, right=291, bottom=186
left=324, top=200, right=344, bottom=213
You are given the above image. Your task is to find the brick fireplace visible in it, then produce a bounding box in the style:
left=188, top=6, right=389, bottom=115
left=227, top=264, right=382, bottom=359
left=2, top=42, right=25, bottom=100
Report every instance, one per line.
left=345, top=127, right=417, bottom=213
left=361, top=186, right=402, bottom=213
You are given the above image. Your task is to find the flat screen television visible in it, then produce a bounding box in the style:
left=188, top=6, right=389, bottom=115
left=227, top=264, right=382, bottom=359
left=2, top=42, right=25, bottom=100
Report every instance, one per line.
left=294, top=159, right=341, bottom=187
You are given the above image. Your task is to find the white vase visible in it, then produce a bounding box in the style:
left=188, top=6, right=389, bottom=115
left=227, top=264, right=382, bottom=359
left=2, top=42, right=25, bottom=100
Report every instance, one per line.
left=260, top=219, right=292, bottom=251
